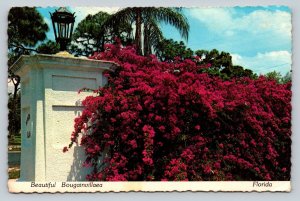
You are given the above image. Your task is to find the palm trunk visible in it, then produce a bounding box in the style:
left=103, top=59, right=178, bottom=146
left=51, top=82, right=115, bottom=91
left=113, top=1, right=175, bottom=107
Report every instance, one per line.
left=144, top=23, right=149, bottom=56
left=101, top=35, right=105, bottom=51
left=12, top=75, right=20, bottom=100
left=135, top=8, right=142, bottom=55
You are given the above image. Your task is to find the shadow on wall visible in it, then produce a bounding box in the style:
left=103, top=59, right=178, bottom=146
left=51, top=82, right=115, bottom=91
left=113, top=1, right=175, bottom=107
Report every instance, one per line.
left=67, top=146, right=93, bottom=181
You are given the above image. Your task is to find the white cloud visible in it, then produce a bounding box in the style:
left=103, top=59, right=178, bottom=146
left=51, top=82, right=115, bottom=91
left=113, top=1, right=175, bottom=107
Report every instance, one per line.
left=189, top=8, right=291, bottom=39
left=188, top=7, right=291, bottom=71
left=71, top=7, right=120, bottom=23
left=190, top=8, right=234, bottom=33
left=231, top=50, right=292, bottom=75
left=235, top=10, right=291, bottom=38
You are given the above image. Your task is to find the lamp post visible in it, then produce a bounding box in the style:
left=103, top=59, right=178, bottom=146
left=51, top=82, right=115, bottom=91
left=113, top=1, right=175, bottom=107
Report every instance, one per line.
left=50, top=7, right=75, bottom=51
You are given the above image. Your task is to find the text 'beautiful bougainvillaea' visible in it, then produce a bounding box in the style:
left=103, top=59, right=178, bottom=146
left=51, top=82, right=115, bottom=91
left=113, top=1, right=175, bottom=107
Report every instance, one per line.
left=65, top=41, right=291, bottom=181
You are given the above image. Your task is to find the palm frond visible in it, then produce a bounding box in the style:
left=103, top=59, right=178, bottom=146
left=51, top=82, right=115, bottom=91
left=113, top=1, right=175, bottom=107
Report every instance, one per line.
left=146, top=18, right=164, bottom=54
left=148, top=7, right=190, bottom=41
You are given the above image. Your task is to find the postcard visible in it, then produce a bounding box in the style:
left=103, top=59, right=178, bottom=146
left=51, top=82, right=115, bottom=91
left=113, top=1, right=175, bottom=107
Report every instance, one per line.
left=7, top=6, right=292, bottom=193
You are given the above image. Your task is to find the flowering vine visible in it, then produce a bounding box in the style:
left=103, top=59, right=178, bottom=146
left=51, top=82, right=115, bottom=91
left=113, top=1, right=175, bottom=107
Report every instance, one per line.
left=65, top=41, right=291, bottom=181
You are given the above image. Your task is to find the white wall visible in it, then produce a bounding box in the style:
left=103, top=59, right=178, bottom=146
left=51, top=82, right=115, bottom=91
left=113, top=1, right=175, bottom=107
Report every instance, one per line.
left=10, top=54, right=117, bottom=181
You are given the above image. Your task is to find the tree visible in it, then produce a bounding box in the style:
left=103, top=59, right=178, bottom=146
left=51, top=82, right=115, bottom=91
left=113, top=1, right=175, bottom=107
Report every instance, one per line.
left=70, top=11, right=133, bottom=57
left=195, top=49, right=232, bottom=70
left=265, top=71, right=292, bottom=84
left=265, top=71, right=282, bottom=83
left=195, top=49, right=257, bottom=79
left=281, top=72, right=292, bottom=84
left=7, top=7, right=52, bottom=141
left=8, top=7, right=49, bottom=65
left=105, top=7, right=189, bottom=55
left=71, top=12, right=110, bottom=56
left=155, top=40, right=256, bottom=79
left=156, top=39, right=193, bottom=62
left=36, top=40, right=60, bottom=55
left=8, top=92, right=21, bottom=139
left=219, top=65, right=256, bottom=79
left=8, top=7, right=49, bottom=97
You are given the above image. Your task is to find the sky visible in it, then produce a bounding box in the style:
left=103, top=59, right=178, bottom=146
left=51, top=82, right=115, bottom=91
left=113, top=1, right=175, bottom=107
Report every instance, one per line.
left=37, top=6, right=292, bottom=76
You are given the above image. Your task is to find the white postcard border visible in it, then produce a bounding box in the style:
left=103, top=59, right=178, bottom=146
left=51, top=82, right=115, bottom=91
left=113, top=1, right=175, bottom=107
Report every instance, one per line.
left=8, top=180, right=291, bottom=193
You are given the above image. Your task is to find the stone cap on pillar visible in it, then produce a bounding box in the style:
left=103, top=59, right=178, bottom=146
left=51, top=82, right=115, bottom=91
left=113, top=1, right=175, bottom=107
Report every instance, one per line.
left=10, top=53, right=119, bottom=76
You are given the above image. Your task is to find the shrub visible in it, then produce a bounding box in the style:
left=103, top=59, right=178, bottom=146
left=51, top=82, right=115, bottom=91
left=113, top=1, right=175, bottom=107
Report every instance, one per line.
left=66, top=42, right=291, bottom=181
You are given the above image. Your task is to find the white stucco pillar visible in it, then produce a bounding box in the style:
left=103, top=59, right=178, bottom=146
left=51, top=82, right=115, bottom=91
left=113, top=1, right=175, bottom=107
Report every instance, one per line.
left=10, top=53, right=117, bottom=181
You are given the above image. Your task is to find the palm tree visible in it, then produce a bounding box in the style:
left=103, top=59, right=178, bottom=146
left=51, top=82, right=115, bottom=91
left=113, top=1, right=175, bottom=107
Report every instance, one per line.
left=105, top=7, right=190, bottom=55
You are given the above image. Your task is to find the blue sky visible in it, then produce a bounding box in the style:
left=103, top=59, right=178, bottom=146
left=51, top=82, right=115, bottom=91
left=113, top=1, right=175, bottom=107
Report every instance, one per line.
left=37, top=6, right=292, bottom=75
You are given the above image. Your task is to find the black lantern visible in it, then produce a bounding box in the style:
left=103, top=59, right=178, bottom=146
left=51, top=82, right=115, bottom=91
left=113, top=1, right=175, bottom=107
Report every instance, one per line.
left=50, top=7, right=75, bottom=51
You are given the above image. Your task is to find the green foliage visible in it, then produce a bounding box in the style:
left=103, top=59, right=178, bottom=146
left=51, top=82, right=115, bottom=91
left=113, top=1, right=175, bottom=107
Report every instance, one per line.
left=219, top=65, right=257, bottom=80
left=156, top=39, right=193, bottom=61
left=71, top=11, right=133, bottom=57
left=8, top=92, right=21, bottom=138
left=156, top=40, right=256, bottom=79
left=8, top=7, right=49, bottom=66
left=106, top=7, right=189, bottom=55
left=265, top=71, right=292, bottom=84
left=281, top=72, right=292, bottom=84
left=9, top=136, right=21, bottom=145
left=71, top=11, right=111, bottom=56
left=196, top=49, right=257, bottom=79
left=196, top=49, right=232, bottom=69
left=8, top=7, right=58, bottom=101
left=143, top=17, right=164, bottom=56
left=8, top=7, right=48, bottom=47
left=8, top=168, right=20, bottom=179
left=69, top=8, right=189, bottom=56
left=36, top=40, right=60, bottom=54
left=265, top=71, right=282, bottom=83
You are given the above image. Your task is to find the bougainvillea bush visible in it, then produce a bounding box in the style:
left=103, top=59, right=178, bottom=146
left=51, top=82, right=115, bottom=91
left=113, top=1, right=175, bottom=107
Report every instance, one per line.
left=66, top=41, right=291, bottom=181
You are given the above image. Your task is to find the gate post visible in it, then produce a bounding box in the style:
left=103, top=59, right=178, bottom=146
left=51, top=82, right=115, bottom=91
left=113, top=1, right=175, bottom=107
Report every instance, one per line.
left=10, top=53, right=117, bottom=181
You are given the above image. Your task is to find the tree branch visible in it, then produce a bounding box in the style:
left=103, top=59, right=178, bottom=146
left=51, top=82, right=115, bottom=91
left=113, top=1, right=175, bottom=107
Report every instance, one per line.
left=10, top=43, right=38, bottom=53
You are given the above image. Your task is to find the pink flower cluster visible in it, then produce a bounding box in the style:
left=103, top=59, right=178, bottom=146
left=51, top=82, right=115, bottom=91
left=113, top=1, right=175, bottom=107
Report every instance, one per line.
left=67, top=41, right=291, bottom=181
left=142, top=125, right=155, bottom=167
